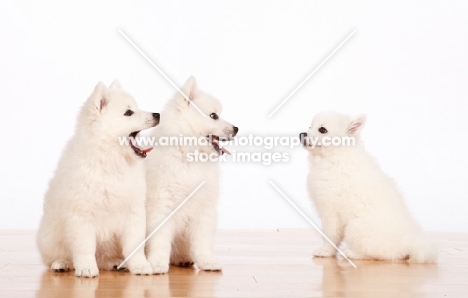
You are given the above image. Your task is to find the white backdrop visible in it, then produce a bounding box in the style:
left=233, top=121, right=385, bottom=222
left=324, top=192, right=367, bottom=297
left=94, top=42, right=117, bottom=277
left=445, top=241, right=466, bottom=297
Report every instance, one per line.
left=1, top=1, right=467, bottom=232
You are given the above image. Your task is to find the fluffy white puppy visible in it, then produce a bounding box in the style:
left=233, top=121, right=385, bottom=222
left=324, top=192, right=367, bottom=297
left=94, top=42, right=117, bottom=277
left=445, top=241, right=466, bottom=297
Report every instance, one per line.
left=37, top=81, right=160, bottom=277
left=301, top=111, right=436, bottom=263
left=145, top=77, right=238, bottom=274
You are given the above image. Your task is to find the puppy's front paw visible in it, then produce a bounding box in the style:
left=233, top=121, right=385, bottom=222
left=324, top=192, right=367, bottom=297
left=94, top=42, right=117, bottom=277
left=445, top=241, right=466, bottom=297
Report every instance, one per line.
left=74, top=257, right=99, bottom=277
left=149, top=260, right=169, bottom=274
left=128, top=260, right=153, bottom=275
left=74, top=266, right=99, bottom=278
left=196, top=256, right=222, bottom=271
left=313, top=246, right=336, bottom=258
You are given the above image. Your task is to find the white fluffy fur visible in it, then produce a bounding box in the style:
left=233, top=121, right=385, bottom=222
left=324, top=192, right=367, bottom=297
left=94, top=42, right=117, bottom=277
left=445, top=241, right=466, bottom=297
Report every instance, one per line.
left=37, top=81, right=159, bottom=277
left=302, top=111, right=436, bottom=263
left=145, top=76, right=237, bottom=274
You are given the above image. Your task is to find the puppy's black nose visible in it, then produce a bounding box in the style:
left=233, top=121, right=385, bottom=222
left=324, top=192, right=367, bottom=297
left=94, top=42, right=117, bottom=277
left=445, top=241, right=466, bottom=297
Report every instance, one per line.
left=233, top=126, right=239, bottom=136
left=299, top=132, right=307, bottom=139
left=152, top=113, right=160, bottom=120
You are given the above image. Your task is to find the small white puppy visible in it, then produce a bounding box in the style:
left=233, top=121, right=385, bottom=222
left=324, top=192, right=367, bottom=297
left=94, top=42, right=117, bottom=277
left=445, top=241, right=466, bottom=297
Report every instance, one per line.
left=301, top=111, right=436, bottom=263
left=145, top=77, right=238, bottom=274
left=37, top=81, right=159, bottom=277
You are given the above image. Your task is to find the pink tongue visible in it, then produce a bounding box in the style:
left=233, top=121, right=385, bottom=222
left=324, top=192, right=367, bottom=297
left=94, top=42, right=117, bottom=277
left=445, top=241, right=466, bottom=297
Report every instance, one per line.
left=212, top=138, right=231, bottom=155
left=142, top=147, right=153, bottom=153
left=130, top=136, right=153, bottom=153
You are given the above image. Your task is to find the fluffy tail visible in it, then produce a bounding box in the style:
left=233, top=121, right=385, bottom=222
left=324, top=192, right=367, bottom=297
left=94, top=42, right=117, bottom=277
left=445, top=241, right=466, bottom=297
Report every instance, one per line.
left=408, top=238, right=437, bottom=263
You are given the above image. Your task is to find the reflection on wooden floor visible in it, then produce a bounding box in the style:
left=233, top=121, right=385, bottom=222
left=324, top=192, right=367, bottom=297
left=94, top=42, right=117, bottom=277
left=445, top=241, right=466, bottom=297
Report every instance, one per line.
left=0, top=230, right=467, bottom=297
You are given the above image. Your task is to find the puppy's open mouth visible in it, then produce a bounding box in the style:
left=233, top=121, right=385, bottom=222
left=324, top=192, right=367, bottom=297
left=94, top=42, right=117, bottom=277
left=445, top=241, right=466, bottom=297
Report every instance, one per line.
left=303, top=141, right=321, bottom=148
left=129, top=131, right=153, bottom=158
left=207, top=135, right=231, bottom=155
left=300, top=134, right=320, bottom=148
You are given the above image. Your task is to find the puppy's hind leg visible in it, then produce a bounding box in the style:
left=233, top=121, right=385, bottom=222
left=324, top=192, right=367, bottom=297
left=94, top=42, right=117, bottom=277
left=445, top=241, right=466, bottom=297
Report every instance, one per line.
left=51, top=260, right=72, bottom=272
left=170, top=233, right=194, bottom=267
left=96, top=240, right=125, bottom=271
left=37, top=219, right=72, bottom=272
left=341, top=217, right=379, bottom=261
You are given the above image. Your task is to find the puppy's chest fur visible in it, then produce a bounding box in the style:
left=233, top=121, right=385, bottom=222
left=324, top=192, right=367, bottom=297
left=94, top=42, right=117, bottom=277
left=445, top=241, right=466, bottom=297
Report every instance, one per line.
left=307, top=152, right=368, bottom=220
left=70, top=154, right=145, bottom=209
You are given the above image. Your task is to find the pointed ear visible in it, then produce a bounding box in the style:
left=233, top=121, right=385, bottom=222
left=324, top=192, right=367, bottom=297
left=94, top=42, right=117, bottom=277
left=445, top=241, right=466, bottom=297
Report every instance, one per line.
left=109, top=79, right=122, bottom=90
left=87, top=82, right=108, bottom=113
left=347, top=114, right=366, bottom=135
left=181, top=76, right=198, bottom=104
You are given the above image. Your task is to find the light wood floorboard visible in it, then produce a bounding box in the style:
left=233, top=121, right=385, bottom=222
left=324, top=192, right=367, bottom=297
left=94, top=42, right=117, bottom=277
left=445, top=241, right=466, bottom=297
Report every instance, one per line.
left=0, top=230, right=467, bottom=297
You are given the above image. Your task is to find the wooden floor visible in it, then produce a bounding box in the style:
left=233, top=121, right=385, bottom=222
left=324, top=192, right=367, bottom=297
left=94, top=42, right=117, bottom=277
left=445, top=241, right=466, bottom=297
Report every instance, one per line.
left=0, top=230, right=467, bottom=297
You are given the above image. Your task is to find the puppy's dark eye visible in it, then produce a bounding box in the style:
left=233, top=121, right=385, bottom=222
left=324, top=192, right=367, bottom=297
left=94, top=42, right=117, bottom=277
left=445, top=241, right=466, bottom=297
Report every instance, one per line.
left=210, top=113, right=219, bottom=120
left=124, top=110, right=134, bottom=116
left=318, top=127, right=328, bottom=134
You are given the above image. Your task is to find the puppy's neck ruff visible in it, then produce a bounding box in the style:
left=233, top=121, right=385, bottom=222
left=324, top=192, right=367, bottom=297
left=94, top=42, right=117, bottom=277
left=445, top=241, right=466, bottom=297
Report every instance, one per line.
left=309, top=139, right=364, bottom=161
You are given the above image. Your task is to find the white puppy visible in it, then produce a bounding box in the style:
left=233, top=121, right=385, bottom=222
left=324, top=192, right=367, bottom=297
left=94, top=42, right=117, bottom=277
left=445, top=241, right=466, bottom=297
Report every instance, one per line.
left=301, top=111, right=436, bottom=263
left=37, top=81, right=159, bottom=277
left=145, top=77, right=238, bottom=274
